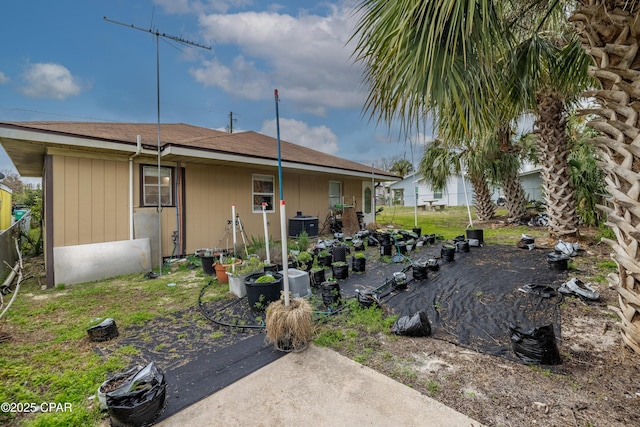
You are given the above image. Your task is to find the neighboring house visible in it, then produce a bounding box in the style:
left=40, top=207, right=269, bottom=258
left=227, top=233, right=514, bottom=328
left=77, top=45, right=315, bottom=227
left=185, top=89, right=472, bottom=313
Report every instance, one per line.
left=0, top=122, right=399, bottom=287
left=519, top=165, right=544, bottom=202
left=0, top=183, right=11, bottom=231
left=387, top=172, right=482, bottom=207
left=390, top=166, right=543, bottom=208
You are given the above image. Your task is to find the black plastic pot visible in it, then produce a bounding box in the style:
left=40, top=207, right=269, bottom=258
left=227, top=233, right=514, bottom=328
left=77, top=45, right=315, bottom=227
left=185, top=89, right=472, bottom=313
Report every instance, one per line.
left=367, top=235, right=379, bottom=246
left=412, top=227, right=422, bottom=236
left=310, top=269, right=326, bottom=287
left=397, top=242, right=407, bottom=254
left=456, top=240, right=470, bottom=253
left=425, top=234, right=436, bottom=244
left=547, top=252, right=569, bottom=271
left=244, top=273, right=284, bottom=311
left=380, top=244, right=392, bottom=256
left=331, top=263, right=349, bottom=280
left=351, top=256, right=366, bottom=273
left=378, top=233, right=391, bottom=246
left=200, top=256, right=215, bottom=276
left=321, top=281, right=341, bottom=307
left=412, top=264, right=429, bottom=280
left=441, top=244, right=456, bottom=262
left=331, top=246, right=348, bottom=263
left=466, top=229, right=484, bottom=245
left=318, top=254, right=332, bottom=267
left=263, top=264, right=279, bottom=274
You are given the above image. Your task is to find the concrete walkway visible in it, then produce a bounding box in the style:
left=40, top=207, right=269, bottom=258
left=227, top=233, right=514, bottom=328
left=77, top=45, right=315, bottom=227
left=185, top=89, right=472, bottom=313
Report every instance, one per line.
left=156, top=345, right=484, bottom=427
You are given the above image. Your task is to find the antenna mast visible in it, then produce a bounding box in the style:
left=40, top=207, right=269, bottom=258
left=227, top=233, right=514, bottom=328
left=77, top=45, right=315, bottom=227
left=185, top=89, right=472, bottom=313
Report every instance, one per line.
left=104, top=16, right=211, bottom=274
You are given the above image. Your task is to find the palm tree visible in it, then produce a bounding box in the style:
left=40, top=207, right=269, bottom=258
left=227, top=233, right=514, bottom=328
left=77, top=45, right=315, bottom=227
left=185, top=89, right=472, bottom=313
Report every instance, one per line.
left=389, top=159, right=414, bottom=178
left=352, top=0, right=640, bottom=354
left=353, top=1, right=590, bottom=237
left=419, top=139, right=496, bottom=221
left=570, top=1, right=640, bottom=353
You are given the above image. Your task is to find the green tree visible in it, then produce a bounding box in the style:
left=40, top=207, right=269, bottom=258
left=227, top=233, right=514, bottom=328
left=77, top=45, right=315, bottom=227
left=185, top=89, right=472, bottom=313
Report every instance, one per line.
left=389, top=159, right=414, bottom=178
left=352, top=0, right=640, bottom=354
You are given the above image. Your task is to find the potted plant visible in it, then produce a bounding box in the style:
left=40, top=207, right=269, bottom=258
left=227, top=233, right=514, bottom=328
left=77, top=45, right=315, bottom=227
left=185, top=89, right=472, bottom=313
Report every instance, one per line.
left=265, top=295, right=313, bottom=352
left=214, top=256, right=241, bottom=284
left=244, top=273, right=284, bottom=311
left=309, top=256, right=325, bottom=287
left=227, top=256, right=263, bottom=298
left=318, top=249, right=332, bottom=267
left=405, top=238, right=416, bottom=251
left=331, top=261, right=349, bottom=280
left=351, top=252, right=366, bottom=273
left=296, top=250, right=313, bottom=271
left=195, top=248, right=215, bottom=276
left=320, top=279, right=341, bottom=307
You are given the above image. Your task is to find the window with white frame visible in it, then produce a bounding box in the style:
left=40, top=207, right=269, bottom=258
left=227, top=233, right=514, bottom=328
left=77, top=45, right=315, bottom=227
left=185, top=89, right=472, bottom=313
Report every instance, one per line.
left=141, top=165, right=173, bottom=206
left=329, top=181, right=342, bottom=208
left=434, top=189, right=443, bottom=199
left=253, top=174, right=275, bottom=212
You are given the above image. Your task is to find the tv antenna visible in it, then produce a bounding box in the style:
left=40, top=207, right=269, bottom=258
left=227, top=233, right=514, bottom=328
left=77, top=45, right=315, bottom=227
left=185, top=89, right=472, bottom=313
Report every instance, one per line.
left=104, top=16, right=211, bottom=274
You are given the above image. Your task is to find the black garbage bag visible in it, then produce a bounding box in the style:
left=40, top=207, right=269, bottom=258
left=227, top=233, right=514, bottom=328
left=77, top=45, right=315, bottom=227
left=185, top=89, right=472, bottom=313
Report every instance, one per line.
left=509, top=324, right=562, bottom=365
left=106, top=362, right=167, bottom=427
left=392, top=311, right=431, bottom=337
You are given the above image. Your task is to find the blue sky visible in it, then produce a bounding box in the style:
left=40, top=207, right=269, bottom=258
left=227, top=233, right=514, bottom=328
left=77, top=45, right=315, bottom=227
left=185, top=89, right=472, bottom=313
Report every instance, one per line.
left=0, top=0, right=433, bottom=183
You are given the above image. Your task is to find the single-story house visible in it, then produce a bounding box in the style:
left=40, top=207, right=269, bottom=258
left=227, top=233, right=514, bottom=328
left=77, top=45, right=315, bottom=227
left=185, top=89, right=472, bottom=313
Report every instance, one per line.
left=0, top=122, right=399, bottom=287
left=388, top=165, right=544, bottom=208
left=387, top=172, right=491, bottom=208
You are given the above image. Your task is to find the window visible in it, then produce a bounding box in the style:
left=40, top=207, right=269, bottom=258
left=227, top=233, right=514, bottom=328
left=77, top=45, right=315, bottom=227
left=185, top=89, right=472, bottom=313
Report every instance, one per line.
left=434, top=189, right=443, bottom=199
left=253, top=174, right=275, bottom=212
left=364, top=187, right=372, bottom=214
left=393, top=189, right=404, bottom=205
left=329, top=181, right=342, bottom=208
left=141, top=165, right=173, bottom=206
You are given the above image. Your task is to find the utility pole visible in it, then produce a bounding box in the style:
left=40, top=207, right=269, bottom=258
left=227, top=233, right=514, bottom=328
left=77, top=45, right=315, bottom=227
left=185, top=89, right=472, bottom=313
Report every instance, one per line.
left=227, top=111, right=237, bottom=133
left=104, top=16, right=211, bottom=274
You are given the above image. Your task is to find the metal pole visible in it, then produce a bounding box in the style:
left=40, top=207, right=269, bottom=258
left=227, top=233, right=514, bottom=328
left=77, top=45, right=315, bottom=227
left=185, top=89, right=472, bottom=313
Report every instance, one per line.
left=232, top=203, right=237, bottom=257
left=460, top=157, right=474, bottom=228
left=275, top=89, right=289, bottom=307
left=262, top=203, right=270, bottom=265
left=103, top=16, right=211, bottom=274
left=156, top=34, right=163, bottom=274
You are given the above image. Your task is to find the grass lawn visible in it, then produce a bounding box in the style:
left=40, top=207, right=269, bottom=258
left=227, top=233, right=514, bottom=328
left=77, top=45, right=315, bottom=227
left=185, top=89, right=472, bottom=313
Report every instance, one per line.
left=0, top=205, right=615, bottom=426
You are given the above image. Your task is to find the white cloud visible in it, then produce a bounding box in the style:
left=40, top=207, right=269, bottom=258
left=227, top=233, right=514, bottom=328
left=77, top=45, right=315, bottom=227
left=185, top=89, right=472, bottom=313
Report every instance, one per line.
left=20, top=63, right=82, bottom=100
left=0, top=72, right=9, bottom=84
left=192, top=5, right=365, bottom=115
left=261, top=117, right=339, bottom=155
left=190, top=56, right=269, bottom=100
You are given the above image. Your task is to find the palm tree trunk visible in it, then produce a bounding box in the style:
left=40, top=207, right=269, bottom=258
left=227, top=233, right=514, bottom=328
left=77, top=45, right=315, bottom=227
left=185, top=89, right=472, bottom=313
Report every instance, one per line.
left=470, top=174, right=495, bottom=221
left=501, top=165, right=528, bottom=222
left=571, top=1, right=640, bottom=354
left=534, top=90, right=578, bottom=238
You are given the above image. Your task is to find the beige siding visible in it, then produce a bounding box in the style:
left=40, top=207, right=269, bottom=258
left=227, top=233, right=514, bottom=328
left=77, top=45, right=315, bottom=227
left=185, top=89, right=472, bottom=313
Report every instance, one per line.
left=184, top=164, right=364, bottom=253
left=51, top=154, right=366, bottom=257
left=52, top=155, right=129, bottom=247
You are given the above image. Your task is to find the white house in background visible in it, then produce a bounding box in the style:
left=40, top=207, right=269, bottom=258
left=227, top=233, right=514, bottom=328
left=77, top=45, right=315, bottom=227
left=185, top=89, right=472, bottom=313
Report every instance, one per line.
left=387, top=164, right=543, bottom=208
left=519, top=163, right=544, bottom=202
left=386, top=172, right=483, bottom=207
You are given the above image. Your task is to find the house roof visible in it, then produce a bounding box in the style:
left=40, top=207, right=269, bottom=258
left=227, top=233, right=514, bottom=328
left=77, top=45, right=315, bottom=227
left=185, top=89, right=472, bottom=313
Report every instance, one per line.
left=0, top=121, right=399, bottom=181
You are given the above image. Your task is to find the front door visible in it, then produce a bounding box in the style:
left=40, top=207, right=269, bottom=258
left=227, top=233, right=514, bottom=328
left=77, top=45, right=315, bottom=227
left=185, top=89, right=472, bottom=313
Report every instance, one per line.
left=362, top=181, right=374, bottom=226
